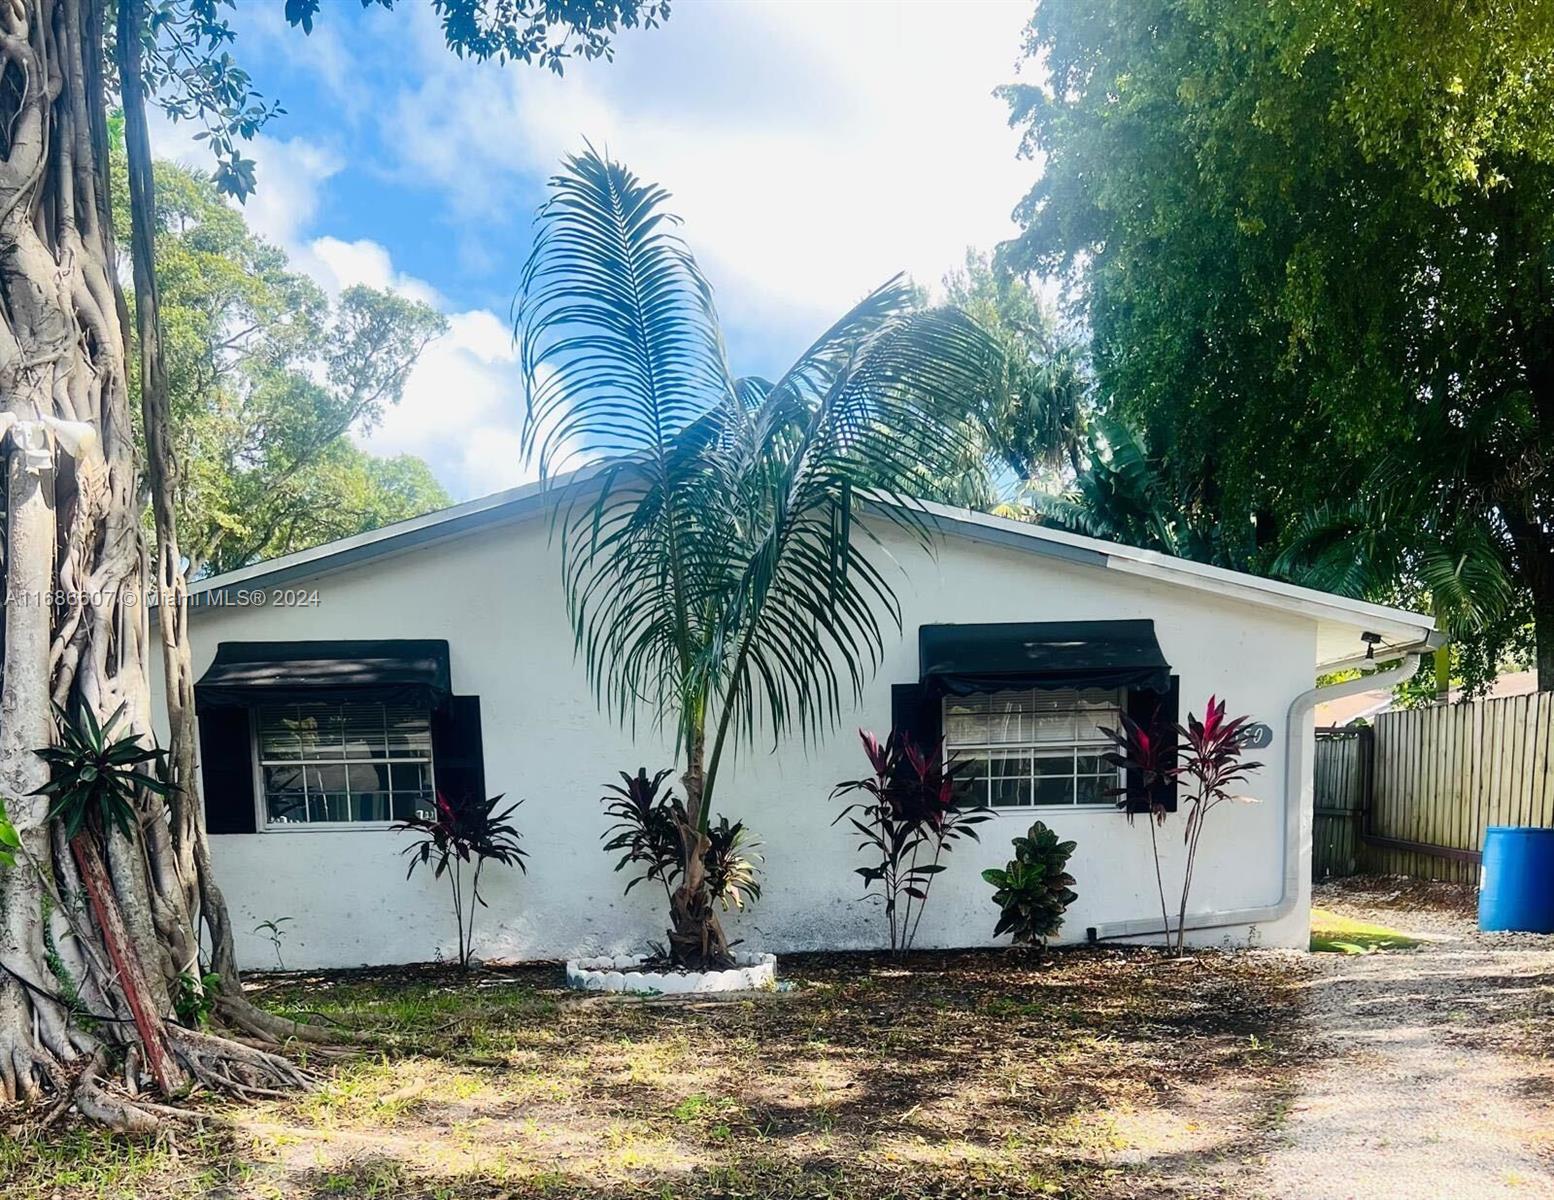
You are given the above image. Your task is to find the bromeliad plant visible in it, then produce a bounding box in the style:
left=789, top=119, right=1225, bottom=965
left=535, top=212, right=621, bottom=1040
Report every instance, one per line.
left=29, top=703, right=185, bottom=1093
left=832, top=730, right=990, bottom=954
left=601, top=769, right=763, bottom=921
left=519, top=150, right=999, bottom=969
left=33, top=702, right=172, bottom=841
left=395, top=792, right=528, bottom=970
left=1102, top=695, right=1264, bottom=954
left=983, top=820, right=1078, bottom=948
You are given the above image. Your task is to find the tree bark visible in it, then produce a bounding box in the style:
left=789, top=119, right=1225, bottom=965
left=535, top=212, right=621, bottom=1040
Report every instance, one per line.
left=70, top=837, right=184, bottom=1094
left=672, top=726, right=732, bottom=969
left=0, top=0, right=319, bottom=1123
left=1504, top=507, right=1554, bottom=692
left=0, top=451, right=75, bottom=1101
left=1531, top=573, right=1554, bottom=693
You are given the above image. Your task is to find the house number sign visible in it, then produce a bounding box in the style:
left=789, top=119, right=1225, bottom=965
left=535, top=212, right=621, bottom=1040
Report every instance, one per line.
left=1239, top=722, right=1274, bottom=750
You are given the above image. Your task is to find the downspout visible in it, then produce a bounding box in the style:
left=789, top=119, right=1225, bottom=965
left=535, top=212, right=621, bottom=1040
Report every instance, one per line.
left=1086, top=634, right=1439, bottom=944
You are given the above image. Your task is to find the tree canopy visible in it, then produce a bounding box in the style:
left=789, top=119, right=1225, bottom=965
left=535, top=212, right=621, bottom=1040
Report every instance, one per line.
left=941, top=251, right=1088, bottom=492
left=1005, top=0, right=1554, bottom=689
left=119, top=152, right=450, bottom=577
left=140, top=0, right=670, bottom=198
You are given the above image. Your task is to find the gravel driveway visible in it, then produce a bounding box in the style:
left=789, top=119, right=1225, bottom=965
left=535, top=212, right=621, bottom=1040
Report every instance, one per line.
left=1261, top=882, right=1554, bottom=1200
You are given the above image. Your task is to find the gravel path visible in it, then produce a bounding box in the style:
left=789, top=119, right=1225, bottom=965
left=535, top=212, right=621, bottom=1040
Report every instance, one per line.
left=1262, top=884, right=1554, bottom=1200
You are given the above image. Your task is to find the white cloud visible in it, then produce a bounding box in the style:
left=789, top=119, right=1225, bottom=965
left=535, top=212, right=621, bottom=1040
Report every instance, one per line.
left=357, top=309, right=532, bottom=499
left=385, top=0, right=1035, bottom=332
left=148, top=112, right=517, bottom=500
left=302, top=236, right=444, bottom=306
left=148, top=111, right=346, bottom=265
left=444, top=309, right=518, bottom=365
left=152, top=1, right=1041, bottom=502
left=239, top=137, right=343, bottom=251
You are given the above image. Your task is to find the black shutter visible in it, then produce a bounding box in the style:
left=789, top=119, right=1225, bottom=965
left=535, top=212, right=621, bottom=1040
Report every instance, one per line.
left=197, top=703, right=257, bottom=834
left=1125, top=675, right=1180, bottom=814
left=891, top=682, right=942, bottom=754
left=431, top=695, right=487, bottom=807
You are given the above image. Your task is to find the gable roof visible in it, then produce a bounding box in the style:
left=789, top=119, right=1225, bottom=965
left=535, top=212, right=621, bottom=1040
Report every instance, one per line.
left=187, top=472, right=1436, bottom=670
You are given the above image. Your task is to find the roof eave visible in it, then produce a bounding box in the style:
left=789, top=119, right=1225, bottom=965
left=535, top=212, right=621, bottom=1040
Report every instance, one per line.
left=182, top=474, right=1437, bottom=666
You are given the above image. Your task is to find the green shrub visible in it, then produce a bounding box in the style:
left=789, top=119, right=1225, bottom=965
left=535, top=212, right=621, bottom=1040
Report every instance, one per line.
left=983, top=821, right=1078, bottom=947
left=173, top=970, right=223, bottom=1028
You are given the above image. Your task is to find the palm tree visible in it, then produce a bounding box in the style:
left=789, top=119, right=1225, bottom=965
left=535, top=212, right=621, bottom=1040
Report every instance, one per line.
left=998, top=416, right=1257, bottom=570
left=517, top=151, right=999, bottom=968
left=1272, top=469, right=1516, bottom=690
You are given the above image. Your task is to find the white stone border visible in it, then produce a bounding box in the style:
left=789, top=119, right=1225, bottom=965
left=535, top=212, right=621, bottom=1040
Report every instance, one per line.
left=565, top=951, right=776, bottom=995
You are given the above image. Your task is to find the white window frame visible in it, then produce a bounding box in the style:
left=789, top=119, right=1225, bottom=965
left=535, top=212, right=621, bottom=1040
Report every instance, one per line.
left=943, top=687, right=1125, bottom=811
left=250, top=700, right=437, bottom=833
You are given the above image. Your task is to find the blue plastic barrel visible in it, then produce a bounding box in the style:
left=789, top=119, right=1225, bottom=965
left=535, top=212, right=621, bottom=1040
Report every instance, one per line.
left=1479, top=826, right=1554, bottom=933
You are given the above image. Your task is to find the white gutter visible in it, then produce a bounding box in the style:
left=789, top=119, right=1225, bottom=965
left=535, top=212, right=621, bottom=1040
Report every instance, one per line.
left=1086, top=633, right=1440, bottom=944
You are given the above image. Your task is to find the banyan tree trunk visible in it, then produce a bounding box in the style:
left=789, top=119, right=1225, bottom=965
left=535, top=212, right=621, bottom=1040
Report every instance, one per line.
left=116, top=0, right=327, bottom=1046
left=0, top=0, right=315, bottom=1125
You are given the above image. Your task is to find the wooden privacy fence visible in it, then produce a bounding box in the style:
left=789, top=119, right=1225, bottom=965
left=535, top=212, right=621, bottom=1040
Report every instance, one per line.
left=1313, top=692, right=1554, bottom=883
left=1312, top=726, right=1372, bottom=880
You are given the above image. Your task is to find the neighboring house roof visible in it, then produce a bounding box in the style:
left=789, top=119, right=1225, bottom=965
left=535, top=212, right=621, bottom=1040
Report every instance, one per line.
left=1453, top=670, right=1539, bottom=705
left=1316, top=668, right=1540, bottom=727
left=186, top=472, right=1437, bottom=671
left=1314, top=689, right=1397, bottom=728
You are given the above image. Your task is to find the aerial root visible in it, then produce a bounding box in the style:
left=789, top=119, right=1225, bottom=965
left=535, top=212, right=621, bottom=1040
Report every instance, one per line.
left=3, top=1024, right=317, bottom=1132
left=73, top=1050, right=161, bottom=1134
left=1, top=1042, right=69, bottom=1107
left=218, top=990, right=361, bottom=1045
left=166, top=1024, right=315, bottom=1099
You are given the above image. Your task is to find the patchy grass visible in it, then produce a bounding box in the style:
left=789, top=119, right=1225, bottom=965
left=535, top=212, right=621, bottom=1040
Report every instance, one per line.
left=1309, top=907, right=1421, bottom=954
left=2, top=948, right=1311, bottom=1200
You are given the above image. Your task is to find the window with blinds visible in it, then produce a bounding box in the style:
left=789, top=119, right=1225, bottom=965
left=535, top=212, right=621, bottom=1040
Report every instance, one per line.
left=943, top=688, right=1123, bottom=809
left=255, top=701, right=435, bottom=828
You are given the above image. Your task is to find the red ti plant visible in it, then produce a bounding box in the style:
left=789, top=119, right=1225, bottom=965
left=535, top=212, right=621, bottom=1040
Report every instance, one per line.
left=396, top=792, right=528, bottom=970
left=1102, top=696, right=1263, bottom=954
left=832, top=730, right=990, bottom=955
left=1099, top=703, right=1178, bottom=949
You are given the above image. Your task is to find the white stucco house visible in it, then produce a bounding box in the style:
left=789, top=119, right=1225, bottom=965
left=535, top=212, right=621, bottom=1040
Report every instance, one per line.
left=150, top=479, right=1437, bottom=970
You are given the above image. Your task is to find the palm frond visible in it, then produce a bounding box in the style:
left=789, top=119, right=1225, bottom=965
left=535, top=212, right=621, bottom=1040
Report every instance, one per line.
left=515, top=157, right=1003, bottom=814
left=517, top=147, right=734, bottom=474
left=517, top=149, right=740, bottom=745
left=702, top=286, right=1000, bottom=795
left=1273, top=493, right=1513, bottom=636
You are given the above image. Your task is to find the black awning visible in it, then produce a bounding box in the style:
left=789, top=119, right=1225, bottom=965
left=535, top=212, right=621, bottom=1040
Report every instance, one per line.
left=919, top=620, right=1170, bottom=696
left=194, top=640, right=451, bottom=707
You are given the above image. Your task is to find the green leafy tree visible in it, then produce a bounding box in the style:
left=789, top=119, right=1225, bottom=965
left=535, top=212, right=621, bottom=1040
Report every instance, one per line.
left=1005, top=0, right=1554, bottom=690
left=120, top=154, right=451, bottom=576
left=519, top=150, right=998, bottom=968
left=942, top=250, right=1089, bottom=490
left=1003, top=416, right=1257, bottom=571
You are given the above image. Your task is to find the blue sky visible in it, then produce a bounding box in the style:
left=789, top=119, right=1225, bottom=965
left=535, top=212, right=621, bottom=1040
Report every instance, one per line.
left=151, top=1, right=1037, bottom=500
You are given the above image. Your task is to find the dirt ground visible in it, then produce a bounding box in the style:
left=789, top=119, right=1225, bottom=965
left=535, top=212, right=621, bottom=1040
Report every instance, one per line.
left=1260, top=880, right=1554, bottom=1200
left=3, top=947, right=1310, bottom=1200
left=2, top=882, right=1550, bottom=1200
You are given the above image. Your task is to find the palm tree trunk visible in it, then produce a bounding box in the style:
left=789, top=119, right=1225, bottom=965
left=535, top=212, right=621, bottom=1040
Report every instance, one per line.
left=670, top=723, right=732, bottom=969
left=1528, top=556, right=1554, bottom=693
